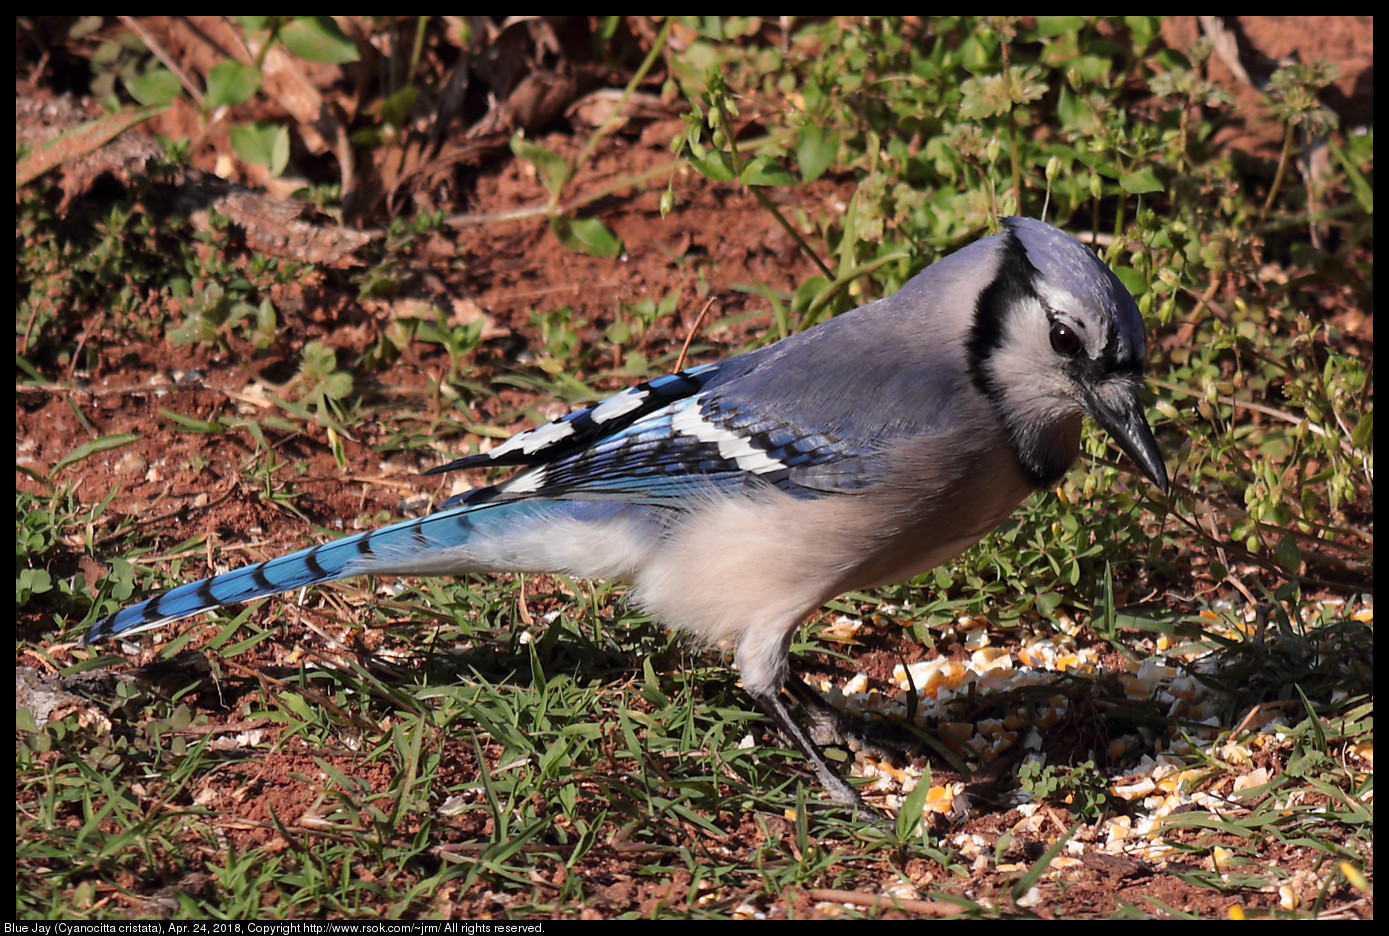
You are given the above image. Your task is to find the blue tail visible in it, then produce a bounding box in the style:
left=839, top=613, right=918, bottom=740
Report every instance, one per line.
left=81, top=499, right=582, bottom=645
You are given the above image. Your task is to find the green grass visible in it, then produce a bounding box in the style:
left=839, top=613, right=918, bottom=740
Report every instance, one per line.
left=17, top=15, right=1372, bottom=919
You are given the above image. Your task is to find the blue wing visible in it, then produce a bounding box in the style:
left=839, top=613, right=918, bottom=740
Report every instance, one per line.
left=431, top=361, right=887, bottom=510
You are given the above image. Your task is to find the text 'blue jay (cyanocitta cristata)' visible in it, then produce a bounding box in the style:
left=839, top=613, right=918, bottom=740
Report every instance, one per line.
left=81, top=217, right=1169, bottom=805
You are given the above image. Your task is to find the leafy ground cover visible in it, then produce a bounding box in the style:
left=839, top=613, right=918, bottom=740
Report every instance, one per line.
left=17, top=16, right=1372, bottom=919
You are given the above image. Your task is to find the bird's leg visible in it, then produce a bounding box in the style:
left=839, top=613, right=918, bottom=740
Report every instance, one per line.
left=784, top=674, right=929, bottom=767
left=747, top=684, right=863, bottom=806
left=782, top=675, right=854, bottom=746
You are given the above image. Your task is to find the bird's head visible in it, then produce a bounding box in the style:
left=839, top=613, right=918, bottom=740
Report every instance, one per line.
left=968, top=217, right=1169, bottom=494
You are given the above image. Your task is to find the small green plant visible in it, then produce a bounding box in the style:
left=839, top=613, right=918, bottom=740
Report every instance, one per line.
left=414, top=313, right=487, bottom=382
left=356, top=210, right=448, bottom=301
left=292, top=341, right=355, bottom=417
left=273, top=340, right=356, bottom=468
left=604, top=291, right=681, bottom=375
left=529, top=305, right=591, bottom=374
left=167, top=282, right=278, bottom=350
left=1019, top=757, right=1111, bottom=819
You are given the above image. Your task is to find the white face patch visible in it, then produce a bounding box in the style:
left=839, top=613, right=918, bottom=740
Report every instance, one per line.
left=488, top=418, right=577, bottom=459
left=590, top=387, right=649, bottom=424
left=669, top=403, right=786, bottom=475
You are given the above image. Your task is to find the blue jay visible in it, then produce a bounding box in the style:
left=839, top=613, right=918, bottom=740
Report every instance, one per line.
left=81, top=217, right=1168, bottom=805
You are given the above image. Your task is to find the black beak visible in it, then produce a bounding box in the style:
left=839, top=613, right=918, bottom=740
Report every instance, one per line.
left=1083, top=380, right=1169, bottom=494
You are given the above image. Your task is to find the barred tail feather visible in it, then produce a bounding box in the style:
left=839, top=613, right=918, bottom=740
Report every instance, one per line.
left=81, top=499, right=661, bottom=645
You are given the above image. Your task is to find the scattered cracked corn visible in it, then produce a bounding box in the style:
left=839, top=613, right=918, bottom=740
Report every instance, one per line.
left=1015, top=886, right=1044, bottom=908
left=1016, top=638, right=1097, bottom=671
left=970, top=646, right=1012, bottom=671
left=1232, top=767, right=1270, bottom=793
left=925, top=783, right=959, bottom=814
left=1117, top=836, right=1178, bottom=861
left=862, top=757, right=913, bottom=788
left=821, top=615, right=863, bottom=642
left=895, top=657, right=966, bottom=697
left=1215, top=734, right=1256, bottom=764
left=1053, top=612, right=1081, bottom=637
left=952, top=833, right=989, bottom=860
left=1010, top=810, right=1046, bottom=834
left=1164, top=673, right=1200, bottom=702
left=826, top=599, right=1366, bottom=861
left=1104, top=817, right=1133, bottom=845
left=883, top=881, right=919, bottom=902
left=1100, top=818, right=1172, bottom=858
left=731, top=901, right=764, bottom=919
left=983, top=729, right=1019, bottom=758
left=1124, top=658, right=1178, bottom=698
left=975, top=717, right=1005, bottom=741
left=1169, top=766, right=1208, bottom=792
left=1339, top=862, right=1369, bottom=892
left=975, top=668, right=1015, bottom=694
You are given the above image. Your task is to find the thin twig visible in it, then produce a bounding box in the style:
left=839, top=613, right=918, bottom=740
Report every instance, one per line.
left=674, top=297, right=718, bottom=372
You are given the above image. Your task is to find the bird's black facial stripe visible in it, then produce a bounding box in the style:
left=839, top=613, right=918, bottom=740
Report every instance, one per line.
left=968, top=227, right=1039, bottom=402
left=1090, top=310, right=1141, bottom=377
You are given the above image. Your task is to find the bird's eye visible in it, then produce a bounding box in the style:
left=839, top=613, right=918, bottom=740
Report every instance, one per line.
left=1049, top=322, right=1081, bottom=356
